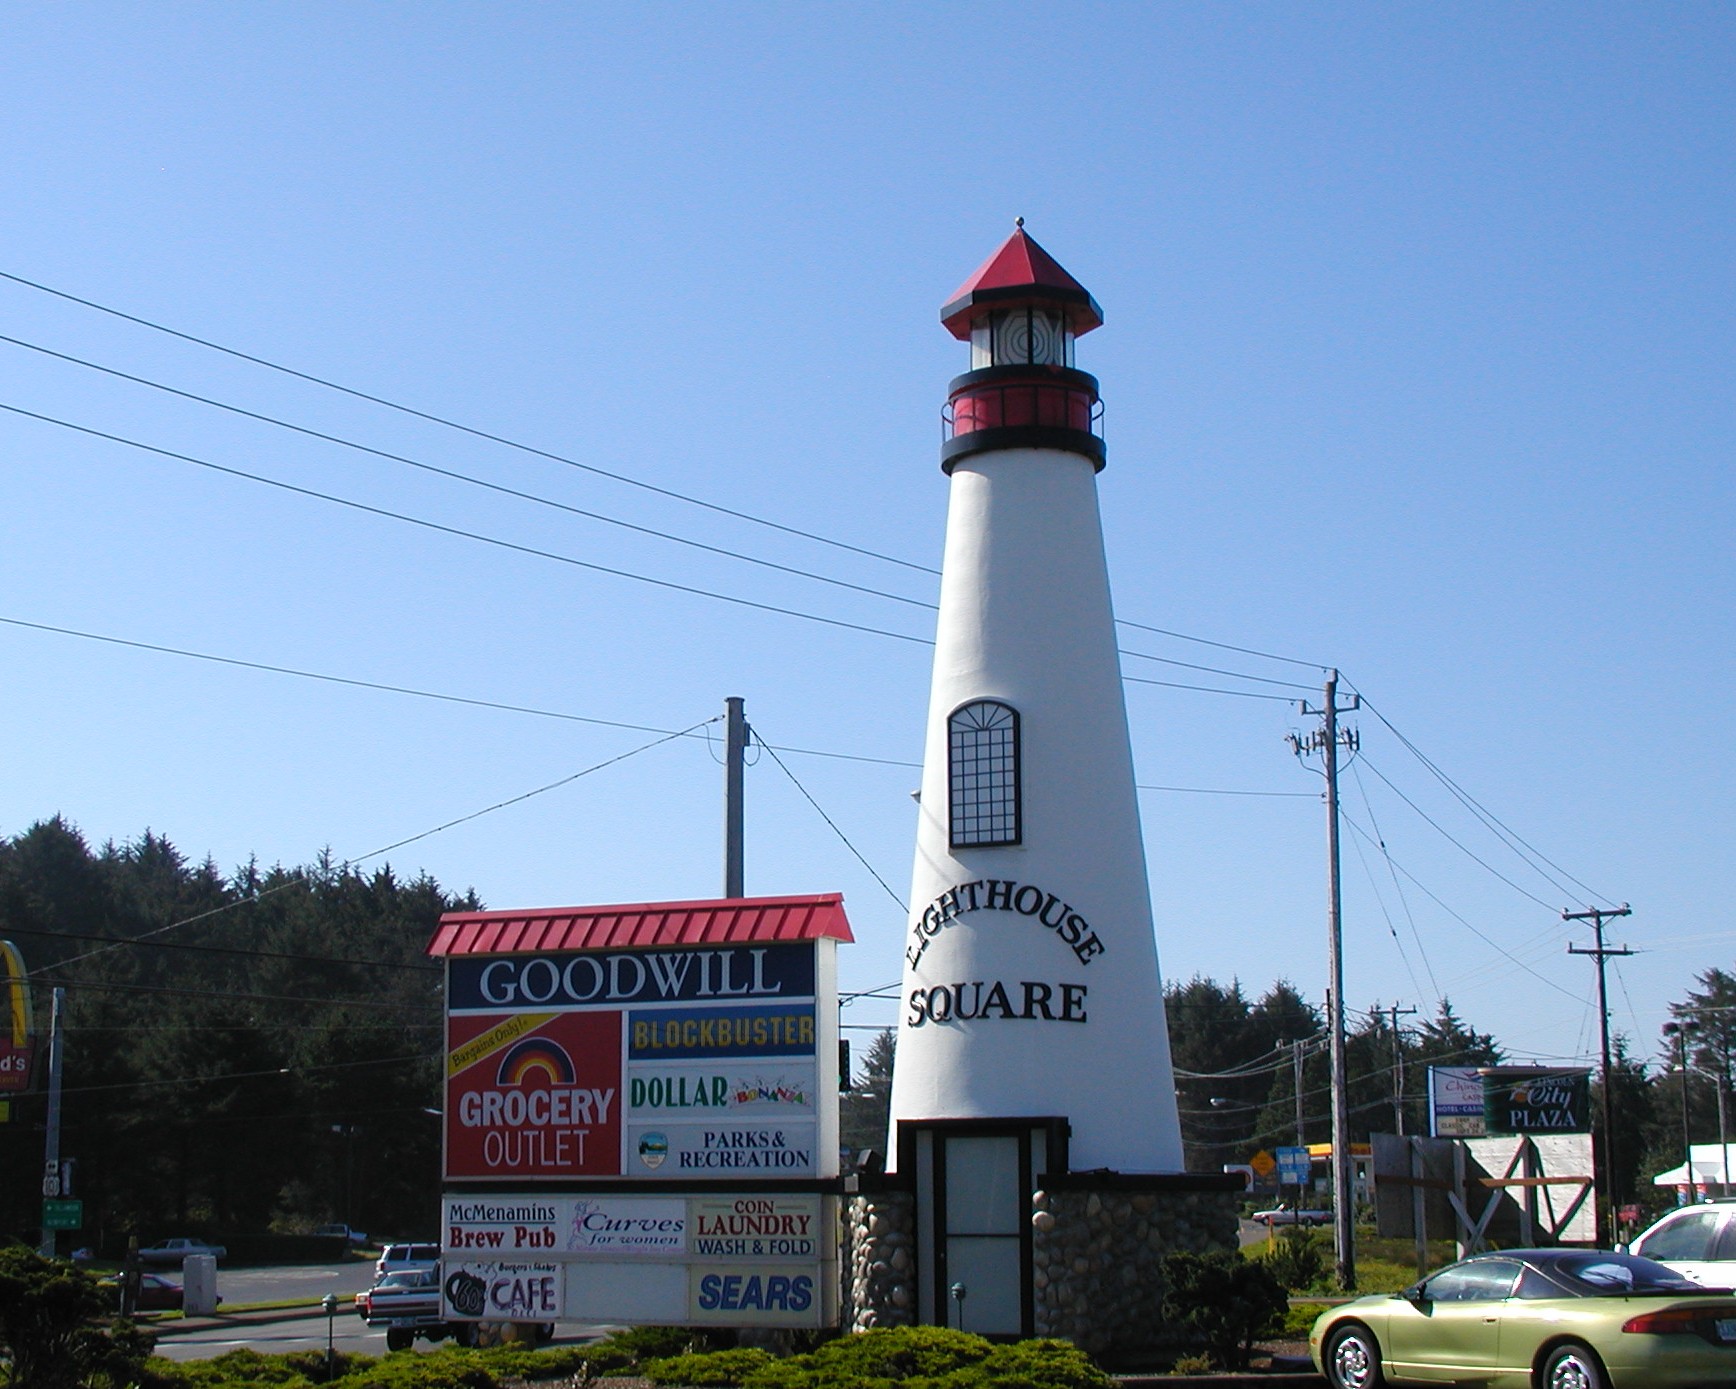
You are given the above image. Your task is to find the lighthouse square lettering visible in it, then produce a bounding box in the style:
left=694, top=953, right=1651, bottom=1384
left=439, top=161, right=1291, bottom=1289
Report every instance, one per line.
left=448, top=943, right=815, bottom=1013
left=904, top=878, right=1108, bottom=970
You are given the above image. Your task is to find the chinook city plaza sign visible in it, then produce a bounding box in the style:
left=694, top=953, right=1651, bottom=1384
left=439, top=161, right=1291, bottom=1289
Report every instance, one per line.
left=429, top=895, right=849, bottom=1330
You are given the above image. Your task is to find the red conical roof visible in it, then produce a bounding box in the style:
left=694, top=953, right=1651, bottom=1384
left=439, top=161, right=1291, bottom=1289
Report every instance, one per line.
left=940, top=225, right=1103, bottom=340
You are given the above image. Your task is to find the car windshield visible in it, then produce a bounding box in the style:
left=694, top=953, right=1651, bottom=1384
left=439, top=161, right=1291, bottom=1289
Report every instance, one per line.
left=378, top=1270, right=432, bottom=1289
left=1545, top=1251, right=1710, bottom=1295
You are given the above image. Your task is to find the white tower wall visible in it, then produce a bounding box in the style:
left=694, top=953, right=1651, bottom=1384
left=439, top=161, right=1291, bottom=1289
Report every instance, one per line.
left=889, top=446, right=1185, bottom=1172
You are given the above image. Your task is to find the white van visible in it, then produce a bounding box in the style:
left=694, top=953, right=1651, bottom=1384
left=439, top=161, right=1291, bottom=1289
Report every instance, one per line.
left=373, top=1241, right=440, bottom=1280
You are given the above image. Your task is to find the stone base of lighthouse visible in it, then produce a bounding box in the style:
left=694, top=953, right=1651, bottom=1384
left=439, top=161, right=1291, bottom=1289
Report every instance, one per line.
left=842, top=1159, right=1242, bottom=1356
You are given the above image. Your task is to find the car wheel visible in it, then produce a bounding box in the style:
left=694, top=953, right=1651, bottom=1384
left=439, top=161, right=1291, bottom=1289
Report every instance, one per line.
left=1325, top=1323, right=1384, bottom=1389
left=385, top=1328, right=412, bottom=1352
left=1541, top=1341, right=1607, bottom=1389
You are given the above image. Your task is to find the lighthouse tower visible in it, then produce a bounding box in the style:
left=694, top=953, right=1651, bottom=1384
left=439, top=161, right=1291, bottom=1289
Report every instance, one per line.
left=888, top=226, right=1184, bottom=1183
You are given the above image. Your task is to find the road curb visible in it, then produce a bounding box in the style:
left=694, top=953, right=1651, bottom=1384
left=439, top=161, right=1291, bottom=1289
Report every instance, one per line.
left=150, top=1302, right=337, bottom=1337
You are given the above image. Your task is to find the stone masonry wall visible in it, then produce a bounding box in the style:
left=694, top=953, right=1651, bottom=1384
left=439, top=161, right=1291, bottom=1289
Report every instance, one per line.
left=844, top=1182, right=1237, bottom=1352
left=1031, top=1185, right=1239, bottom=1355
left=843, top=1189, right=916, bottom=1332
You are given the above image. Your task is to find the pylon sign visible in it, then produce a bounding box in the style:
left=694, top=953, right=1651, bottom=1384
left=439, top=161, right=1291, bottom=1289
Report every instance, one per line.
left=0, top=942, right=34, bottom=1094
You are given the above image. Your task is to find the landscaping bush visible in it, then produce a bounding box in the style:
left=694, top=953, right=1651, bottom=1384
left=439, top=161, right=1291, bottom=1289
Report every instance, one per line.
left=0, top=1247, right=157, bottom=1389
left=743, top=1325, right=995, bottom=1387
left=644, top=1347, right=777, bottom=1385
left=1257, top=1226, right=1330, bottom=1291
left=642, top=1326, right=1110, bottom=1389
left=1160, top=1248, right=1288, bottom=1371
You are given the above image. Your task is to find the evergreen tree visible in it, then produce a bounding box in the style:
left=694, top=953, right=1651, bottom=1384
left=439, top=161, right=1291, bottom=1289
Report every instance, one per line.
left=839, top=1028, right=894, bottom=1164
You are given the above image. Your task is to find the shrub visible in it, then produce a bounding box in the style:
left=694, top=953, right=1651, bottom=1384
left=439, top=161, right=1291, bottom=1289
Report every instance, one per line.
left=600, top=1324, right=736, bottom=1360
left=743, top=1325, right=993, bottom=1388
left=1160, top=1249, right=1288, bottom=1371
left=946, top=1339, right=1111, bottom=1388
left=0, top=1247, right=156, bottom=1389
left=1283, top=1300, right=1330, bottom=1339
left=644, top=1347, right=777, bottom=1385
left=1257, top=1226, right=1330, bottom=1291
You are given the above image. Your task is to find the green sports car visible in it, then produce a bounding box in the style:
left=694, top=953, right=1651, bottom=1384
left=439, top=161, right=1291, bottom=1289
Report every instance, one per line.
left=1311, top=1248, right=1736, bottom=1389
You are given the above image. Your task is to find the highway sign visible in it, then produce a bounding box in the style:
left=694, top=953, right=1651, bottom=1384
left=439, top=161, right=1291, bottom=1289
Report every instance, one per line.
left=42, top=1198, right=82, bottom=1230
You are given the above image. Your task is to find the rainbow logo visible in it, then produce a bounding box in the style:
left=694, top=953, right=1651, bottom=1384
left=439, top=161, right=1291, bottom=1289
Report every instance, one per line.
left=495, top=1036, right=577, bottom=1087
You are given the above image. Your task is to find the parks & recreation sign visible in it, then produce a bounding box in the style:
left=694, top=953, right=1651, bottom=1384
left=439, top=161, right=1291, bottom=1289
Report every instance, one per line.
left=427, top=894, right=851, bottom=1328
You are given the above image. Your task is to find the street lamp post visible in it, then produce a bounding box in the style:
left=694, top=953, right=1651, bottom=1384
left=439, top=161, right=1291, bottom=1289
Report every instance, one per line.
left=1664, top=1020, right=1703, bottom=1201
left=1672, top=1059, right=1730, bottom=1198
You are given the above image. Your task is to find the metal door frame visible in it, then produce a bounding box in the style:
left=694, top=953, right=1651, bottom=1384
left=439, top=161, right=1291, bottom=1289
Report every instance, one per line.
left=897, top=1117, right=1069, bottom=1339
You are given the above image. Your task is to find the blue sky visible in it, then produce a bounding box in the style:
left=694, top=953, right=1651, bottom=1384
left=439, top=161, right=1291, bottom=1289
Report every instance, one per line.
left=1, top=4, right=1731, bottom=1083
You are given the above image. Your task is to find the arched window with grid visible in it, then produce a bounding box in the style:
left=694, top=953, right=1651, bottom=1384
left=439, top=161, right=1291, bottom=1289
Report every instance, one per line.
left=948, top=700, right=1021, bottom=848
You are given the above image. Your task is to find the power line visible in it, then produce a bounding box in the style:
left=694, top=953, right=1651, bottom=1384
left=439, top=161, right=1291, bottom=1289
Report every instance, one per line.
left=3, top=332, right=1325, bottom=692
left=756, top=734, right=908, bottom=914
left=1352, top=691, right=1612, bottom=907
left=1357, top=756, right=1559, bottom=911
left=1349, top=761, right=1440, bottom=1003
left=34, top=973, right=432, bottom=1012
left=2, top=613, right=1325, bottom=788
left=1136, top=782, right=1314, bottom=798
left=1338, top=811, right=1583, bottom=1005
left=0, top=268, right=937, bottom=577
left=53, top=718, right=714, bottom=970
left=1, top=922, right=439, bottom=973
left=0, top=270, right=1333, bottom=680
left=0, top=400, right=939, bottom=649
left=0, top=330, right=945, bottom=614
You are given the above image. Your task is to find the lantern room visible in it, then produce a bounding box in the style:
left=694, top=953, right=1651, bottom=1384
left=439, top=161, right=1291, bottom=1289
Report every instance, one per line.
left=938, top=222, right=1106, bottom=472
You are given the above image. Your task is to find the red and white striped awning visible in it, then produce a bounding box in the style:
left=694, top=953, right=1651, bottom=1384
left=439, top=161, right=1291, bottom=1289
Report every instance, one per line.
left=426, top=893, right=853, bottom=957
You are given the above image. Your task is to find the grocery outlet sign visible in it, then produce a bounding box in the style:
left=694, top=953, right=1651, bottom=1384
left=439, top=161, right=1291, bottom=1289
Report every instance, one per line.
left=442, top=942, right=825, bottom=1181
left=429, top=895, right=851, bottom=1328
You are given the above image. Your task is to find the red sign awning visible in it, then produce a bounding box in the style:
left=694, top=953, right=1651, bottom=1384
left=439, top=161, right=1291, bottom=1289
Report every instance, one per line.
left=427, top=893, right=854, bottom=958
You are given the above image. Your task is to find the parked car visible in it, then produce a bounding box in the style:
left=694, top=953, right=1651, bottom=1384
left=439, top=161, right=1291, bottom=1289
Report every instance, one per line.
left=374, top=1241, right=440, bottom=1280
left=99, top=1271, right=222, bottom=1313
left=314, top=1223, right=369, bottom=1246
left=1625, top=1200, right=1736, bottom=1289
left=1312, top=1247, right=1736, bottom=1389
left=355, top=1264, right=475, bottom=1352
left=1251, top=1203, right=1331, bottom=1226
left=137, top=1237, right=226, bottom=1265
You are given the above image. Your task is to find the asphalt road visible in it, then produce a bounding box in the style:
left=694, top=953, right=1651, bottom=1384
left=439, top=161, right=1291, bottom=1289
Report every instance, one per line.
left=147, top=1261, right=616, bottom=1363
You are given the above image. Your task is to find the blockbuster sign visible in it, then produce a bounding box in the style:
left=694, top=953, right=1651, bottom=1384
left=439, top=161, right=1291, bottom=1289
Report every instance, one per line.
left=436, top=901, right=846, bottom=1329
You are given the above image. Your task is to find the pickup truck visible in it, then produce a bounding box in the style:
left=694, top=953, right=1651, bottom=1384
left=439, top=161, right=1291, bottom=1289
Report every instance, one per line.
left=1250, top=1205, right=1331, bottom=1227
left=137, top=1237, right=227, bottom=1265
left=355, top=1266, right=475, bottom=1351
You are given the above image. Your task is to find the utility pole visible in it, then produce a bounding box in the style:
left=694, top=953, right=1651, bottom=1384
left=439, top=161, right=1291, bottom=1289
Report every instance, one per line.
left=1290, top=670, right=1359, bottom=1290
left=1381, top=1003, right=1418, bottom=1136
left=1565, top=904, right=1632, bottom=1243
left=723, top=696, right=748, bottom=899
left=38, top=987, right=64, bottom=1259
left=1293, top=1039, right=1307, bottom=1148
